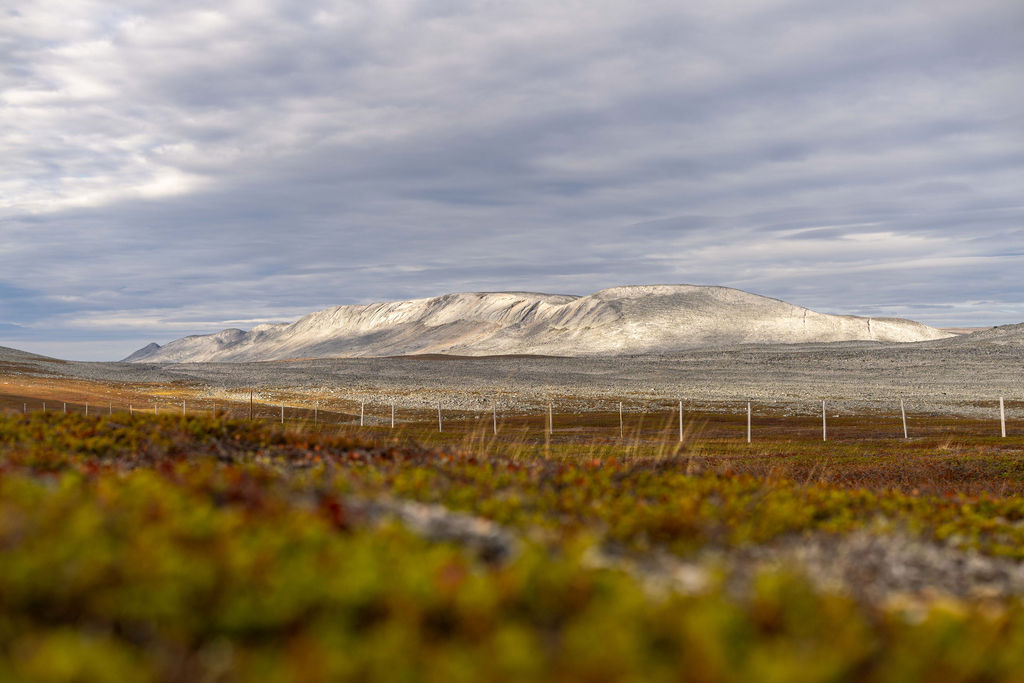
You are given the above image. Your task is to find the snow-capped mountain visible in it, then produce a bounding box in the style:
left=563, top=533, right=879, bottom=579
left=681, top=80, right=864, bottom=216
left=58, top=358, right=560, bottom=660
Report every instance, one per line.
left=123, top=285, right=953, bottom=362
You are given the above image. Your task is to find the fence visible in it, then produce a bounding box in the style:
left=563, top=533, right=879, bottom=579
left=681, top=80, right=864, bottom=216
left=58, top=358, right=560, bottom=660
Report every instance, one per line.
left=2, top=393, right=1019, bottom=443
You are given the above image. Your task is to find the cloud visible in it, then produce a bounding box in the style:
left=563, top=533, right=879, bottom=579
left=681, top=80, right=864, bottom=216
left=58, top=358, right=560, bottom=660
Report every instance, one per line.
left=1, top=0, right=1022, bottom=359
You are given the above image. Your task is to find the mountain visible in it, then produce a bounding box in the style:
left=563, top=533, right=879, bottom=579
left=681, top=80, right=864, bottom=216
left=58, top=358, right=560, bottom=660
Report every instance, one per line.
left=123, top=285, right=953, bottom=362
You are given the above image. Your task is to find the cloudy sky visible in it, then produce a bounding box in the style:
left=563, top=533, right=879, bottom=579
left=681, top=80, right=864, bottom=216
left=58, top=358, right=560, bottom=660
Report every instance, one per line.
left=2, top=0, right=1022, bottom=360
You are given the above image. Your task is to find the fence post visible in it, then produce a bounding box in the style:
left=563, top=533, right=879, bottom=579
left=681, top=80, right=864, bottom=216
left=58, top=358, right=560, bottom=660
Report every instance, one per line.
left=360, top=401, right=364, bottom=427
left=63, top=402, right=67, bottom=414
left=154, top=404, right=157, bottom=415
left=619, top=402, right=623, bottom=439
left=85, top=402, right=88, bottom=416
left=314, top=402, right=318, bottom=426
left=901, top=398, right=908, bottom=439
left=746, top=402, right=751, bottom=443
left=129, top=404, right=133, bottom=416
left=249, top=389, right=254, bottom=420
left=438, top=402, right=442, bottom=432
left=182, top=400, right=186, bottom=416
left=42, top=402, right=46, bottom=413
left=280, top=403, right=284, bottom=424
left=109, top=402, right=112, bottom=416
left=392, top=401, right=395, bottom=429
left=1001, top=397, right=1007, bottom=438
left=493, top=402, right=497, bottom=435
left=548, top=403, right=553, bottom=435
left=679, top=399, right=683, bottom=442
left=822, top=400, right=827, bottom=442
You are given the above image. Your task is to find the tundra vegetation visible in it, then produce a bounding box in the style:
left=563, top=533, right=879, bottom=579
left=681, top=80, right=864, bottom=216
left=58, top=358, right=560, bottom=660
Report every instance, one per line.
left=3, top=401, right=1024, bottom=682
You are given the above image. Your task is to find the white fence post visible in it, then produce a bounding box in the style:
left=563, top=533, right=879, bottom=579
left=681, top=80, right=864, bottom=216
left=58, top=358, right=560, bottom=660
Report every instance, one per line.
left=679, top=399, right=683, bottom=442
left=392, top=401, right=395, bottom=429
left=548, top=403, right=553, bottom=435
left=85, top=402, right=88, bottom=416
left=901, top=398, right=908, bottom=439
left=63, top=402, right=67, bottom=414
left=437, top=402, right=442, bottom=432
left=492, top=402, right=497, bottom=435
left=182, top=400, right=186, bottom=416
left=746, top=402, right=751, bottom=443
left=822, top=400, right=827, bottom=442
left=1000, top=397, right=1007, bottom=438
left=360, top=401, right=364, bottom=427
left=314, top=402, right=318, bottom=426
left=280, top=403, right=284, bottom=424
left=619, top=402, right=623, bottom=439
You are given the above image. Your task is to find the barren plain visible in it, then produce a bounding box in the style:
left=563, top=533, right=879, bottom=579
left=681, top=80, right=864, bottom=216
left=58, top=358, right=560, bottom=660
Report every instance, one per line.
left=3, top=329, right=1023, bottom=420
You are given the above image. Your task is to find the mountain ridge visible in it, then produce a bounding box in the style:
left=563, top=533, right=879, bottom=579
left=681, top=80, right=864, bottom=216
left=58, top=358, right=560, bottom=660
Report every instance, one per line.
left=123, top=284, right=954, bottom=362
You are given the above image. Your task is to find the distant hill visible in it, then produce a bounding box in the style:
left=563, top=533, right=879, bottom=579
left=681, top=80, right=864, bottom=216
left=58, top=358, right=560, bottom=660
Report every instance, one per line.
left=0, top=346, right=63, bottom=363
left=938, top=323, right=1024, bottom=346
left=124, top=285, right=954, bottom=363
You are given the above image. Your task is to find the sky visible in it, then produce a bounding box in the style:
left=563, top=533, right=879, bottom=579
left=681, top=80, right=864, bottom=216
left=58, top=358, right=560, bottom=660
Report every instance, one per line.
left=2, top=0, right=1022, bottom=361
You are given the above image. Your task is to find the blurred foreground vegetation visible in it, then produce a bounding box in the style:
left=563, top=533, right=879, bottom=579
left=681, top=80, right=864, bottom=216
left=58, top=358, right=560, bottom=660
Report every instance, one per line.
left=3, top=412, right=1024, bottom=681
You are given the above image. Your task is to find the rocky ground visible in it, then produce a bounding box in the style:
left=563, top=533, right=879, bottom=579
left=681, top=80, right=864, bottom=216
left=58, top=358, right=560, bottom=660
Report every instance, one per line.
left=354, top=496, right=1024, bottom=608
left=3, top=336, right=1022, bottom=418
left=591, top=528, right=1024, bottom=607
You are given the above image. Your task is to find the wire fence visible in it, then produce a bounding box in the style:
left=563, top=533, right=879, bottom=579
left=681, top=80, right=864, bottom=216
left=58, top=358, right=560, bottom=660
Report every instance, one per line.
left=1, top=392, right=1019, bottom=444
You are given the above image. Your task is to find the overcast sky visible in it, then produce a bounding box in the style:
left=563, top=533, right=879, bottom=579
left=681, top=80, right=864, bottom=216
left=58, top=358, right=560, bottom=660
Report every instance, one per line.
left=2, top=0, right=1022, bottom=360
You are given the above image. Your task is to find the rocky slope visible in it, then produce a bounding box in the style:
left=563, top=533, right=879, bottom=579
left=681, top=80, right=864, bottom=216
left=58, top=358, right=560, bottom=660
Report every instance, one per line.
left=938, top=323, right=1024, bottom=346
left=124, top=285, right=953, bottom=362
